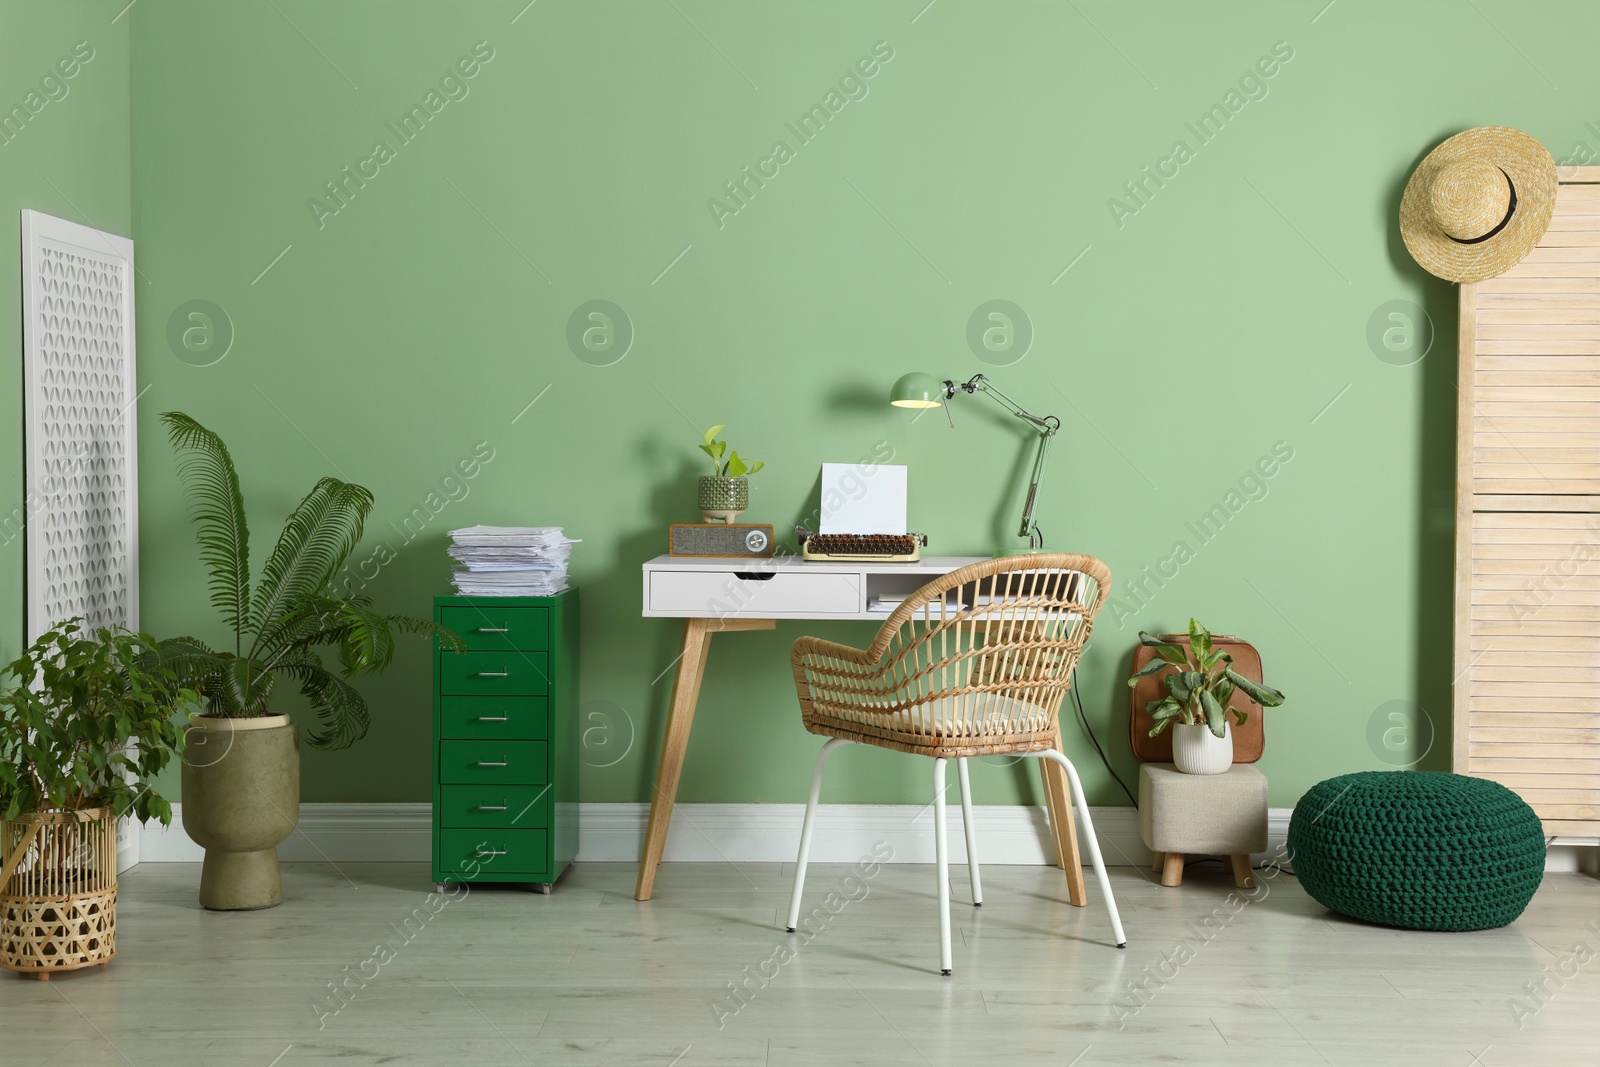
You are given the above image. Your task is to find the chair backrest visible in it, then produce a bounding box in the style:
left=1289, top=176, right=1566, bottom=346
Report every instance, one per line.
left=865, top=553, right=1111, bottom=722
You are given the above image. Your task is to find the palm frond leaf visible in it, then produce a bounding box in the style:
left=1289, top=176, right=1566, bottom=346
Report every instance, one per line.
left=260, top=598, right=463, bottom=675
left=376, top=613, right=464, bottom=658
left=254, top=595, right=365, bottom=665
left=328, top=600, right=397, bottom=675
left=250, top=477, right=374, bottom=635
left=161, top=413, right=251, bottom=644
left=223, top=656, right=277, bottom=716
left=277, top=655, right=371, bottom=750
left=145, top=635, right=231, bottom=684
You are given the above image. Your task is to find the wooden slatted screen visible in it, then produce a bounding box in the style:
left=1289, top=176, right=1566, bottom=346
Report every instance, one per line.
left=1455, top=167, right=1600, bottom=836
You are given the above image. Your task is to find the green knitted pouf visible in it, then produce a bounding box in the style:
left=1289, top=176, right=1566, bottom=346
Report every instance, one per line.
left=1287, top=771, right=1545, bottom=932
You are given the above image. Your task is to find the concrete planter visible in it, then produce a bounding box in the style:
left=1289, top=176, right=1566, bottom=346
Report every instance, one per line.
left=181, top=715, right=299, bottom=910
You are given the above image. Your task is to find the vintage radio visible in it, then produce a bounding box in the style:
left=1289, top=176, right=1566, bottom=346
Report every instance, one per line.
left=669, top=523, right=774, bottom=558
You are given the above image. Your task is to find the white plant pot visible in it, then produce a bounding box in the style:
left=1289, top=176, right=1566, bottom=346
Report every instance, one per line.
left=1172, top=721, right=1233, bottom=775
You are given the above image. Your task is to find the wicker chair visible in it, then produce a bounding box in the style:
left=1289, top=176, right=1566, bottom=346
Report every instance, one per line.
left=785, top=553, right=1126, bottom=975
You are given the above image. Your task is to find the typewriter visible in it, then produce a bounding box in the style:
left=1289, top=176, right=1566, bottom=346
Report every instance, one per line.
left=796, top=527, right=928, bottom=562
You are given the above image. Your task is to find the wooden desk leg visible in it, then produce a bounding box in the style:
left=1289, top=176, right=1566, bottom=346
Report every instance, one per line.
left=1041, top=738, right=1087, bottom=907
left=635, top=618, right=712, bottom=901
left=635, top=616, right=776, bottom=902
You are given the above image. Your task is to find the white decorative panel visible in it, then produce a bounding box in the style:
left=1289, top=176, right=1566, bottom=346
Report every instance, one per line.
left=21, top=210, right=139, bottom=645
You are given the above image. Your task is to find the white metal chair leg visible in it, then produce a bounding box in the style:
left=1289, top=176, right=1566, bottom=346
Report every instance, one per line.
left=1036, top=749, right=1126, bottom=948
left=933, top=757, right=953, bottom=975
left=956, top=757, right=982, bottom=906
left=786, top=738, right=850, bottom=932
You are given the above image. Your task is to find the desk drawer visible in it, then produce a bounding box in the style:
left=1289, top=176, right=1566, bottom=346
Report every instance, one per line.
left=439, top=696, right=549, bottom=740
left=648, top=570, right=860, bottom=616
left=439, top=740, right=548, bottom=785
left=440, top=828, right=549, bottom=879
left=439, top=651, right=550, bottom=696
left=440, top=606, right=548, bottom=652
left=439, top=784, right=551, bottom=829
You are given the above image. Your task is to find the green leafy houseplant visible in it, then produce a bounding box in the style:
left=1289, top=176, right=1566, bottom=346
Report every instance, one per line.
left=158, top=412, right=462, bottom=749
left=1128, top=619, right=1285, bottom=738
left=0, top=622, right=191, bottom=825
left=698, top=424, right=764, bottom=479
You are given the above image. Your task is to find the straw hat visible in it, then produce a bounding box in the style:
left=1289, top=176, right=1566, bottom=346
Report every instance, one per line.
left=1399, top=127, right=1557, bottom=283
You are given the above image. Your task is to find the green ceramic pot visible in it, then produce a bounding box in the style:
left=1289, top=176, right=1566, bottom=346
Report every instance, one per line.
left=697, top=475, right=749, bottom=523
left=181, top=715, right=300, bottom=910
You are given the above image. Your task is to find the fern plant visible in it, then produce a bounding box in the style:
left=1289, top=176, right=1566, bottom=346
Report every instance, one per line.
left=157, top=412, right=462, bottom=749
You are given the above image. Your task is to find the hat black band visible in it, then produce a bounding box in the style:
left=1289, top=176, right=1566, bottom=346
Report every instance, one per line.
left=1448, top=168, right=1517, bottom=245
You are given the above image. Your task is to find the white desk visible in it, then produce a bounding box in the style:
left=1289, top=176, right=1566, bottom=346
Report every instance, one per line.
left=635, top=553, right=1087, bottom=903
left=643, top=553, right=987, bottom=620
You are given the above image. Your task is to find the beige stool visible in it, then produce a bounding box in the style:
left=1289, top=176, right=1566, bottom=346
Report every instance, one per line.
left=1138, top=763, right=1267, bottom=889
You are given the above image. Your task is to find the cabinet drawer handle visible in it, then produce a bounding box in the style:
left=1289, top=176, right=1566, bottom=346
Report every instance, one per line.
left=476, top=716, right=509, bottom=722
left=475, top=760, right=509, bottom=767
left=476, top=848, right=507, bottom=857
left=734, top=571, right=776, bottom=581
left=476, top=804, right=508, bottom=811
left=476, top=671, right=510, bottom=678
left=477, top=627, right=509, bottom=633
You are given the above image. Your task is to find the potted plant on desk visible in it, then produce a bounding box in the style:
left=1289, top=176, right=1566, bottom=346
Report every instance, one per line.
left=696, top=424, right=763, bottom=523
left=0, top=622, right=191, bottom=979
left=1129, top=619, right=1285, bottom=774
left=157, top=412, right=461, bottom=910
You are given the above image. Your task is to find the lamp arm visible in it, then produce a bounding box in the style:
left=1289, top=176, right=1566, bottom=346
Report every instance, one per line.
left=1019, top=425, right=1055, bottom=547
left=960, top=375, right=1055, bottom=431
left=958, top=375, right=1059, bottom=548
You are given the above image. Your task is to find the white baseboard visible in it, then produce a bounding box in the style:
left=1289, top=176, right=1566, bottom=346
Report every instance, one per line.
left=140, top=802, right=1295, bottom=868
left=141, top=803, right=435, bottom=863
left=572, top=802, right=1294, bottom=867
left=138, top=804, right=1596, bottom=873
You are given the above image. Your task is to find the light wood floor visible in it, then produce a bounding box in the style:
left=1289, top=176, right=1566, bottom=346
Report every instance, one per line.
left=4, top=860, right=1596, bottom=1066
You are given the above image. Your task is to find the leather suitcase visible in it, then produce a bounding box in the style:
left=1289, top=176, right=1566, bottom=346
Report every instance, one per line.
left=1128, top=635, right=1267, bottom=764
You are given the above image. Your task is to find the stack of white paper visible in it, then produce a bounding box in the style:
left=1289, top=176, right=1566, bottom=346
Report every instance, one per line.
left=447, top=525, right=579, bottom=597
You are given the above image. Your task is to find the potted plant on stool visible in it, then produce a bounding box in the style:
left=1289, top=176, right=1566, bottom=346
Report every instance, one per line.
left=0, top=623, right=191, bottom=980
left=157, top=413, right=461, bottom=910
left=1129, top=620, right=1285, bottom=774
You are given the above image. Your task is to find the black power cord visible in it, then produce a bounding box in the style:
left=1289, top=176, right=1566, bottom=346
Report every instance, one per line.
left=1070, top=676, right=1139, bottom=809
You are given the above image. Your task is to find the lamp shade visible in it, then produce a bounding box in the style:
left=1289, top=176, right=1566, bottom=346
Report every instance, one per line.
left=890, top=372, right=945, bottom=409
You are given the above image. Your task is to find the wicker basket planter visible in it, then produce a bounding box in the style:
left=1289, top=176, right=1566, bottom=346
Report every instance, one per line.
left=0, top=807, right=117, bottom=980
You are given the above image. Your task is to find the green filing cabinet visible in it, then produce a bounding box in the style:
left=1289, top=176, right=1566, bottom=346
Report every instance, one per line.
left=432, top=591, right=578, bottom=892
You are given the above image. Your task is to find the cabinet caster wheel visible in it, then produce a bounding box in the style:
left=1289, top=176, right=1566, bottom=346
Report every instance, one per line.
left=435, top=882, right=450, bottom=893
left=534, top=883, right=553, bottom=895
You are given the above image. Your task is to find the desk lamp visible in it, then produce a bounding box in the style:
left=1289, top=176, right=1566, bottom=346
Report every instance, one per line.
left=890, top=372, right=1060, bottom=550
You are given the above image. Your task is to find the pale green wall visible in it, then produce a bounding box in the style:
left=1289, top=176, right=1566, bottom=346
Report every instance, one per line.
left=0, top=2, right=131, bottom=664
left=121, top=1, right=1600, bottom=807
